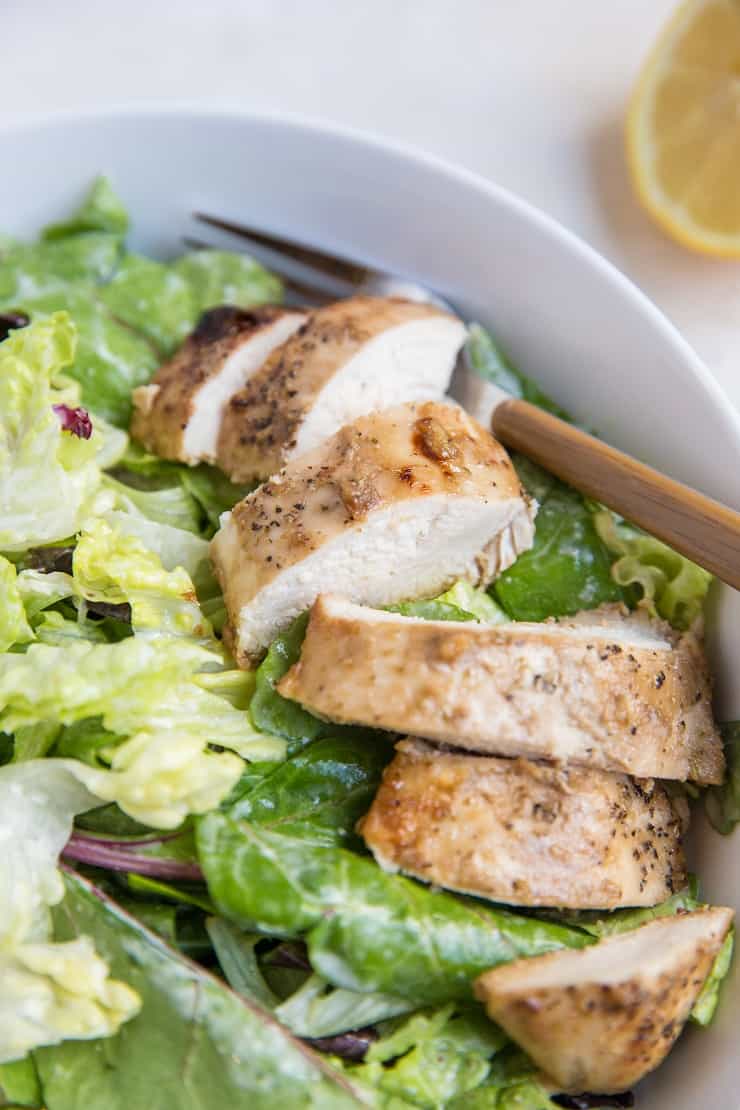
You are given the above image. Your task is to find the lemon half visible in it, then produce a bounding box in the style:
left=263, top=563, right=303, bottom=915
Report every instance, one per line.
left=628, top=0, right=740, bottom=256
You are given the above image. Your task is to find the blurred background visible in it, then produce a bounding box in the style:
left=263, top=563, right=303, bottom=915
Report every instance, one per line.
left=5, top=0, right=739, bottom=406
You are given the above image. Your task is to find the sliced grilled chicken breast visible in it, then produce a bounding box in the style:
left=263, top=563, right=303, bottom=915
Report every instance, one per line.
left=210, top=401, right=535, bottom=664
left=130, top=305, right=306, bottom=464
left=215, top=296, right=467, bottom=481
left=279, top=597, right=723, bottom=783
left=359, top=738, right=687, bottom=909
left=474, top=908, right=734, bottom=1093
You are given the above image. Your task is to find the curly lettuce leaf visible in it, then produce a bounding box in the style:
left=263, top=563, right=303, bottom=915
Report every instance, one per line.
left=0, top=557, right=33, bottom=651
left=34, top=871, right=365, bottom=1110
left=0, top=761, right=140, bottom=1063
left=0, top=313, right=109, bottom=552
left=42, top=178, right=129, bottom=242
left=593, top=509, right=711, bottom=629
left=705, top=722, right=740, bottom=835
left=197, top=816, right=590, bottom=1005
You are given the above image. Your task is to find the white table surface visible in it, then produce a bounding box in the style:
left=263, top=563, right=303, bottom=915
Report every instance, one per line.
left=5, top=0, right=740, bottom=409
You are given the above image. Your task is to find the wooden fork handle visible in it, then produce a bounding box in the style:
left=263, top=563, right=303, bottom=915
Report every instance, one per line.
left=491, top=398, right=740, bottom=591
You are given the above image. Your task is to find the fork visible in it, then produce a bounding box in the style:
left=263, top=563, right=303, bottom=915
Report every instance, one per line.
left=189, top=212, right=740, bottom=591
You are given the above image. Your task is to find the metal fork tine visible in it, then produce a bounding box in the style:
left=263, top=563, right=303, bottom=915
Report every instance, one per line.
left=193, top=212, right=373, bottom=285
left=182, top=236, right=335, bottom=306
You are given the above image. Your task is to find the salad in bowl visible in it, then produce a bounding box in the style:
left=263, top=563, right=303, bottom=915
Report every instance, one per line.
left=0, top=177, right=736, bottom=1110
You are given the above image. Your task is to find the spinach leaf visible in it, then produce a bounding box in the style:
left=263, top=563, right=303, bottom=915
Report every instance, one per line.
left=224, top=734, right=392, bottom=846
left=0, top=1056, right=42, bottom=1108
left=34, top=871, right=369, bottom=1109
left=249, top=614, right=325, bottom=743
left=197, top=816, right=590, bottom=1005
left=705, top=722, right=740, bottom=835
left=494, top=482, right=624, bottom=621
left=466, top=324, right=569, bottom=420
left=99, top=254, right=196, bottom=356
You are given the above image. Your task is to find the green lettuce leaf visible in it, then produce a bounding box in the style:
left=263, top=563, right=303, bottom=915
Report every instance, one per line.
left=100, top=508, right=209, bottom=579
left=0, top=761, right=140, bottom=1063
left=197, top=816, right=590, bottom=1005
left=494, top=482, right=624, bottom=621
left=0, top=557, right=33, bottom=652
left=172, top=249, right=283, bottom=317
left=72, top=518, right=209, bottom=639
left=104, top=474, right=203, bottom=534
left=99, top=254, right=196, bottom=355
left=692, top=929, right=734, bottom=1025
left=0, top=638, right=279, bottom=826
left=433, top=582, right=508, bottom=624
left=178, top=464, right=255, bottom=534
left=34, top=871, right=367, bottom=1110
left=0, top=236, right=121, bottom=300
left=348, top=1005, right=510, bottom=1109
left=705, top=722, right=740, bottom=834
left=592, top=509, right=711, bottom=629
left=18, top=290, right=159, bottom=427
left=0, top=313, right=110, bottom=552
left=42, top=178, right=129, bottom=241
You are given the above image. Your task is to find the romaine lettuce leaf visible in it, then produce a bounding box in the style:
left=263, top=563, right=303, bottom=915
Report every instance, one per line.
left=172, top=249, right=283, bottom=317
left=705, top=722, right=740, bottom=835
left=0, top=761, right=140, bottom=1063
left=101, top=509, right=209, bottom=579
left=72, top=519, right=209, bottom=639
left=0, top=936, right=140, bottom=1066
left=18, top=290, right=159, bottom=427
left=0, top=557, right=33, bottom=651
left=69, top=731, right=243, bottom=830
left=0, top=637, right=279, bottom=826
left=0, top=236, right=121, bottom=299
left=42, top=177, right=129, bottom=241
left=99, top=254, right=196, bottom=355
left=0, top=313, right=110, bottom=552
left=34, top=871, right=368, bottom=1109
left=197, top=816, right=590, bottom=1005
left=104, top=473, right=203, bottom=534
left=592, top=508, right=711, bottom=629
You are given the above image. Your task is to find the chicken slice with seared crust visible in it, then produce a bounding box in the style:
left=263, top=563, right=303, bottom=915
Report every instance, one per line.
left=359, top=738, right=688, bottom=909
left=278, top=596, right=723, bottom=784
left=210, top=401, right=535, bottom=665
left=130, top=304, right=306, bottom=464
left=215, top=295, right=467, bottom=481
left=474, top=907, right=734, bottom=1093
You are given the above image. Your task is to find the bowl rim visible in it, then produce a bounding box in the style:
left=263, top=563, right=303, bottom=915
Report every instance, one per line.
left=3, top=101, right=740, bottom=454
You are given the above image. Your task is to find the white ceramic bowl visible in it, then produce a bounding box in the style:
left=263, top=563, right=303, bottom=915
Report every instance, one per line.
left=3, top=107, right=739, bottom=1108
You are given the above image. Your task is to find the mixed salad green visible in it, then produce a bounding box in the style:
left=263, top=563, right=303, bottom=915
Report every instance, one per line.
left=0, top=180, right=735, bottom=1110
